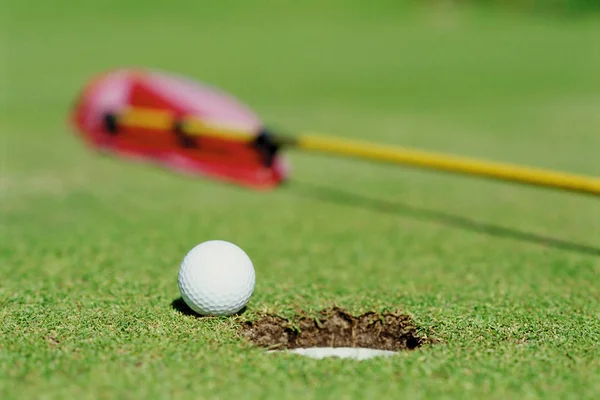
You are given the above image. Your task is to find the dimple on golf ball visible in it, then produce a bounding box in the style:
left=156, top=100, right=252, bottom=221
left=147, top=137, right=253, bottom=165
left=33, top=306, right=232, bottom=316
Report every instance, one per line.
left=178, top=240, right=255, bottom=316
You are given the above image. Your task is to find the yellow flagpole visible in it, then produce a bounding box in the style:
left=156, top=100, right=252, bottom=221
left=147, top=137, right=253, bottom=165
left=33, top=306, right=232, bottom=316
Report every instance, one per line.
left=117, top=107, right=600, bottom=196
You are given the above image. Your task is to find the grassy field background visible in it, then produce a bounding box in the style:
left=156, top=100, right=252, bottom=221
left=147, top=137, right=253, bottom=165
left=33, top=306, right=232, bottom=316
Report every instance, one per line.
left=2, top=1, right=600, bottom=398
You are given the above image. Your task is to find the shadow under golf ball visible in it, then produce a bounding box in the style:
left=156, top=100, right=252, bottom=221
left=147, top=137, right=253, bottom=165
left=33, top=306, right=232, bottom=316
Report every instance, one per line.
left=170, top=297, right=247, bottom=317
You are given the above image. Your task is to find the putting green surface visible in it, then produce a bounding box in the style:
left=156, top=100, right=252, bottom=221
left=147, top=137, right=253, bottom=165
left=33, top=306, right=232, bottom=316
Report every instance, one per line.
left=2, top=1, right=600, bottom=398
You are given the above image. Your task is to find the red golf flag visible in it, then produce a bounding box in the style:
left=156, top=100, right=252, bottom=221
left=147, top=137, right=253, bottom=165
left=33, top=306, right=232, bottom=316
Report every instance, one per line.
left=70, top=68, right=289, bottom=189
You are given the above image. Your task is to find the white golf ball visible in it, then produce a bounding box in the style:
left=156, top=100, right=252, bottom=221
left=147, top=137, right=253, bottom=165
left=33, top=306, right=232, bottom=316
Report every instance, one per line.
left=177, top=240, right=255, bottom=316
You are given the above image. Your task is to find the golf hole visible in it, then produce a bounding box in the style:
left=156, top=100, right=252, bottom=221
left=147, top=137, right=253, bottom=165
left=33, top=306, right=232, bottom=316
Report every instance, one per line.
left=241, top=307, right=426, bottom=360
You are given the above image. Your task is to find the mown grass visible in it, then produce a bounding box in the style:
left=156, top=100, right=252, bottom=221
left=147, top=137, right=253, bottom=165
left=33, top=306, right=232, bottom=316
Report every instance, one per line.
left=2, top=1, right=599, bottom=399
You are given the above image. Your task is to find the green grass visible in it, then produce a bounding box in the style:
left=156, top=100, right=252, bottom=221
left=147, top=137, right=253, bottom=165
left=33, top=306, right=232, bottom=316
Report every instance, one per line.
left=2, top=1, right=600, bottom=398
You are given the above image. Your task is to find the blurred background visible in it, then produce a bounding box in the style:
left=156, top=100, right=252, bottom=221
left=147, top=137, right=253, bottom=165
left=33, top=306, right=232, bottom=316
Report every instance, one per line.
left=5, top=0, right=599, bottom=160
left=3, top=0, right=599, bottom=249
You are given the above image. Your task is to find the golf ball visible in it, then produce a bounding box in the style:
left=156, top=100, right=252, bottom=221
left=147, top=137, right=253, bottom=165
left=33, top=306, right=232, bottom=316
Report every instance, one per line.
left=177, top=240, right=255, bottom=316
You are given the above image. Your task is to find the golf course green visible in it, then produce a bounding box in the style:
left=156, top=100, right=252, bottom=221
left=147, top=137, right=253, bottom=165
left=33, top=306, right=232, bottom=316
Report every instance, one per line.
left=2, top=1, right=599, bottom=398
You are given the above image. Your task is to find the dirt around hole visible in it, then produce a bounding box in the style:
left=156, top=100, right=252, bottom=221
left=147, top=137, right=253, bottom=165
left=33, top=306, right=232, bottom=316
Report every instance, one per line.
left=241, top=307, right=425, bottom=351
